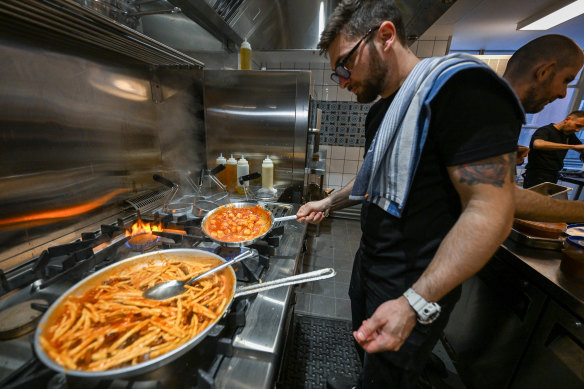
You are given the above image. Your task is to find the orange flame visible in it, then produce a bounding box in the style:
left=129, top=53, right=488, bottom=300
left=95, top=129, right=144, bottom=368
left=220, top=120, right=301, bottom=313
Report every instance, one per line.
left=126, top=218, right=163, bottom=237
left=0, top=188, right=129, bottom=229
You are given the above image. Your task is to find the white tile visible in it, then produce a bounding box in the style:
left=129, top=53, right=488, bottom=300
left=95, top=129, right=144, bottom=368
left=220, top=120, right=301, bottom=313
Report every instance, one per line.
left=409, top=41, right=419, bottom=55
left=344, top=147, right=360, bottom=161
left=331, top=146, right=346, bottom=159
left=343, top=160, right=358, bottom=174
left=433, top=40, right=449, bottom=56
left=329, top=159, right=344, bottom=173
left=312, top=69, right=324, bottom=85
left=337, top=87, right=353, bottom=102
left=323, top=86, right=337, bottom=101
left=295, top=62, right=310, bottom=70
left=319, top=145, right=330, bottom=154
left=342, top=173, right=355, bottom=186
left=328, top=173, right=342, bottom=186
left=417, top=41, right=435, bottom=58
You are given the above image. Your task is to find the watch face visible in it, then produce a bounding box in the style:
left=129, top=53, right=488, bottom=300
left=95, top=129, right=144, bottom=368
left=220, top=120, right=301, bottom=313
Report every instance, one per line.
left=418, top=302, right=441, bottom=325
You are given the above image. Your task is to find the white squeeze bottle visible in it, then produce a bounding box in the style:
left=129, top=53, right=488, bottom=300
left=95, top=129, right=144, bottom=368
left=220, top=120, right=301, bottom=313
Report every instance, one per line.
left=236, top=155, right=249, bottom=194
left=225, top=154, right=237, bottom=193
left=215, top=153, right=227, bottom=185
left=262, top=155, right=274, bottom=191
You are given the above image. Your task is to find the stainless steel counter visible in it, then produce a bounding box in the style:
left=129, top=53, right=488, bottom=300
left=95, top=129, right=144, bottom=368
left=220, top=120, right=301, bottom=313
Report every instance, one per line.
left=216, top=203, right=307, bottom=388
left=499, top=238, right=584, bottom=319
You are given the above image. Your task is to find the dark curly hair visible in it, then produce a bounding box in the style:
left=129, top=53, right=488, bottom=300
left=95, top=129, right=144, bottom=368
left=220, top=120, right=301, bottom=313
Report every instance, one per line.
left=317, top=0, right=406, bottom=55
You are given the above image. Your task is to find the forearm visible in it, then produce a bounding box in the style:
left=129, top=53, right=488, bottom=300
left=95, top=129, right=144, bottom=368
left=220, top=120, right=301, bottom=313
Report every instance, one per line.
left=533, top=139, right=579, bottom=150
left=326, top=178, right=360, bottom=211
left=413, top=193, right=514, bottom=302
left=515, top=186, right=584, bottom=222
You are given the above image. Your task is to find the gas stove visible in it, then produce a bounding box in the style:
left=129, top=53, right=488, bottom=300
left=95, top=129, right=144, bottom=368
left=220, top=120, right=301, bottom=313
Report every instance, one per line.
left=0, top=198, right=306, bottom=389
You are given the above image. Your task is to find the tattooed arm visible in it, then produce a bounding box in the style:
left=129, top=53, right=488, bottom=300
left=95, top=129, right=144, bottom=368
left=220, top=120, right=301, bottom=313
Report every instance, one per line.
left=354, top=152, right=516, bottom=353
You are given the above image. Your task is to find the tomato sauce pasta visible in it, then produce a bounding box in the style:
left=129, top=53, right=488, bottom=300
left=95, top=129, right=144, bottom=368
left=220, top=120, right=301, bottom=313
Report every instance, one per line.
left=39, top=256, right=233, bottom=371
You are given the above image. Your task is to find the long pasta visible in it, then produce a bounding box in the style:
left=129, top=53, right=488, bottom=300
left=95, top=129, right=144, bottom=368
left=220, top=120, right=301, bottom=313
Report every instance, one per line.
left=39, top=256, right=233, bottom=371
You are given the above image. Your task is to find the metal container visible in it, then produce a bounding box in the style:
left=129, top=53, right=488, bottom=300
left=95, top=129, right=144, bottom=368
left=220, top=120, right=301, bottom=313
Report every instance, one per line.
left=34, top=249, right=237, bottom=379
left=527, top=182, right=572, bottom=199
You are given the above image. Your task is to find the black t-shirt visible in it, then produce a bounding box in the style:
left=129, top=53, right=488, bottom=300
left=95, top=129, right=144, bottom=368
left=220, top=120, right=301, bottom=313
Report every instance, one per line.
left=526, top=123, right=582, bottom=173
left=358, top=68, right=523, bottom=297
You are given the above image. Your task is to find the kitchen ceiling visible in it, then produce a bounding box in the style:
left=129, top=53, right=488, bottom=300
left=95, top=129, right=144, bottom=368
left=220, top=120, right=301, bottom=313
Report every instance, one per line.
left=424, top=0, right=584, bottom=52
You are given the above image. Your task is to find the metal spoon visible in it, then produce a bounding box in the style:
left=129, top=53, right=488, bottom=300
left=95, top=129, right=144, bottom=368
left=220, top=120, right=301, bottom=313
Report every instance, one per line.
left=143, top=249, right=254, bottom=300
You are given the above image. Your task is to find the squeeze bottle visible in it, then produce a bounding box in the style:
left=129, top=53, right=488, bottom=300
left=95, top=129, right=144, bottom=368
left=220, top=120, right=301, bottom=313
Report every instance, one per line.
left=240, top=39, right=252, bottom=70
left=262, top=155, right=274, bottom=191
left=225, top=155, right=237, bottom=193
left=215, top=153, right=227, bottom=185
left=236, top=155, right=249, bottom=194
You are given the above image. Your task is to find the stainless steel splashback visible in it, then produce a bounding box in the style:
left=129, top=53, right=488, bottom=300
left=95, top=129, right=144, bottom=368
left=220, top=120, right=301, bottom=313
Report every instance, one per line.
left=0, top=37, right=205, bottom=269
left=203, top=70, right=310, bottom=186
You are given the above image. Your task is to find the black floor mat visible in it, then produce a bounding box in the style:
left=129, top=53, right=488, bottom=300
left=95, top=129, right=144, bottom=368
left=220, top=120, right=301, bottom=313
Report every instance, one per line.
left=278, top=314, right=361, bottom=388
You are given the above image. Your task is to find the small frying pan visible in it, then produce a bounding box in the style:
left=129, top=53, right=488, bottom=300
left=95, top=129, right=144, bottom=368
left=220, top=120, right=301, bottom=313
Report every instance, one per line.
left=200, top=202, right=298, bottom=248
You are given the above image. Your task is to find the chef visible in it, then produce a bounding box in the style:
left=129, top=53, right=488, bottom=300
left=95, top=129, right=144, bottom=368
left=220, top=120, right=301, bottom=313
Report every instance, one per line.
left=523, top=111, right=584, bottom=188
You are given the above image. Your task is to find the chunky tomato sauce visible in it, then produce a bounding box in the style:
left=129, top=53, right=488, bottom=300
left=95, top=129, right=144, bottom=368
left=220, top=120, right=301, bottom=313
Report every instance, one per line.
left=204, top=205, right=271, bottom=242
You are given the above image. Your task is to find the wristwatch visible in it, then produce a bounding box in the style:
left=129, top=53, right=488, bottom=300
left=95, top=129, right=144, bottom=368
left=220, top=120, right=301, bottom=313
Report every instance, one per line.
left=403, top=288, right=441, bottom=325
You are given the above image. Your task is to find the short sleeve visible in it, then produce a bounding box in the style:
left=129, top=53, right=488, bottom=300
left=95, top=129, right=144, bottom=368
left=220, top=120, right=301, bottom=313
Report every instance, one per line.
left=428, top=68, right=523, bottom=167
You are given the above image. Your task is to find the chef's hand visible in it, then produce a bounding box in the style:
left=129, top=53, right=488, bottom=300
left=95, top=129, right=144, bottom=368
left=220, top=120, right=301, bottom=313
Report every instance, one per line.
left=353, top=297, right=416, bottom=353
left=296, top=198, right=330, bottom=224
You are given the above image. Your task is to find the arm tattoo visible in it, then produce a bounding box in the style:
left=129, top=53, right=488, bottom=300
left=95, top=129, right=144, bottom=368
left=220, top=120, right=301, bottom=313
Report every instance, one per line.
left=458, top=154, right=512, bottom=187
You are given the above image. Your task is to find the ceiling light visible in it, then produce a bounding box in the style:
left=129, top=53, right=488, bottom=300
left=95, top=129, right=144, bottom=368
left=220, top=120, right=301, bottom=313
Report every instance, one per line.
left=517, top=0, right=584, bottom=30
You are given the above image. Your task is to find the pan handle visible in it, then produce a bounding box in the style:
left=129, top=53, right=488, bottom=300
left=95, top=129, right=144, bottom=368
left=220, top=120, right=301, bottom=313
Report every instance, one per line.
left=234, top=267, right=335, bottom=298
left=187, top=249, right=254, bottom=286
left=238, top=172, right=261, bottom=185
left=273, top=215, right=299, bottom=223
left=153, top=174, right=176, bottom=189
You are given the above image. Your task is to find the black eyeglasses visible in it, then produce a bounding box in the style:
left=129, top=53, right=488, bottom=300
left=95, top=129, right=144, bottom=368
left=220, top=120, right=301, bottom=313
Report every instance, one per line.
left=330, top=25, right=380, bottom=84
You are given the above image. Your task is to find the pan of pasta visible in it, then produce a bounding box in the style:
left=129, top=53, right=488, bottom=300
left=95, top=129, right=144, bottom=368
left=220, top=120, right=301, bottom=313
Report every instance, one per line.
left=33, top=248, right=238, bottom=379
left=200, top=202, right=278, bottom=247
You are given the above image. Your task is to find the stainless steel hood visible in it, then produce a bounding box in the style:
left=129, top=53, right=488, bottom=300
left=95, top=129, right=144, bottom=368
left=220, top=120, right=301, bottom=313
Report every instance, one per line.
left=81, top=0, right=456, bottom=53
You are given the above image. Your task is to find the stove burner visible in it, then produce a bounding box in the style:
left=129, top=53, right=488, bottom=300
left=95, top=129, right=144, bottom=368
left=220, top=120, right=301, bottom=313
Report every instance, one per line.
left=0, top=299, right=47, bottom=340
left=126, top=233, right=160, bottom=251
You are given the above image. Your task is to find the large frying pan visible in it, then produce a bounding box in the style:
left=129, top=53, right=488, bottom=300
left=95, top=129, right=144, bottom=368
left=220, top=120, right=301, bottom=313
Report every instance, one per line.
left=200, top=202, right=297, bottom=248
left=33, top=248, right=334, bottom=379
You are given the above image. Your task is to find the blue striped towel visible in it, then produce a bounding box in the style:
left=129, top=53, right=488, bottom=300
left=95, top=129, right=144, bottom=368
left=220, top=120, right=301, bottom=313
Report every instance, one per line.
left=349, top=53, right=523, bottom=217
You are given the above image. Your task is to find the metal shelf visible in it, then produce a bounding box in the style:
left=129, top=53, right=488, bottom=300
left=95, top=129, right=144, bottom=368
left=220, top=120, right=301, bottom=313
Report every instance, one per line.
left=0, top=0, right=204, bottom=67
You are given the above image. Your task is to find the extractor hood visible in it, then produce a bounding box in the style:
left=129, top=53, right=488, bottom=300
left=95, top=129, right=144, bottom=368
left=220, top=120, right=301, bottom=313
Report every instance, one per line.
left=65, top=0, right=456, bottom=52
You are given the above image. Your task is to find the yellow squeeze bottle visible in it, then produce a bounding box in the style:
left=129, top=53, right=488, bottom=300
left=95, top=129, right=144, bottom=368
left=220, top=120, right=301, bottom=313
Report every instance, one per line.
left=240, top=39, right=252, bottom=70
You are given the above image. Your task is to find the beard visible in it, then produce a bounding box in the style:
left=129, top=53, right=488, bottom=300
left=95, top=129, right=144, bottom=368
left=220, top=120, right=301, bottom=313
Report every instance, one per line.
left=521, top=86, right=551, bottom=113
left=350, top=44, right=388, bottom=103
left=521, top=72, right=556, bottom=113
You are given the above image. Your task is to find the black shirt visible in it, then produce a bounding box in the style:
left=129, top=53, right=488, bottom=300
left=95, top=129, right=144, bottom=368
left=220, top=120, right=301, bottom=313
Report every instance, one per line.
left=359, top=68, right=523, bottom=297
left=526, top=123, right=583, bottom=174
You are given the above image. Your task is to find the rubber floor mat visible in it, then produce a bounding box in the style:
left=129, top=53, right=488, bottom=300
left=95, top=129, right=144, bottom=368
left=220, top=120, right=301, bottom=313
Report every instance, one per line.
left=278, top=314, right=361, bottom=388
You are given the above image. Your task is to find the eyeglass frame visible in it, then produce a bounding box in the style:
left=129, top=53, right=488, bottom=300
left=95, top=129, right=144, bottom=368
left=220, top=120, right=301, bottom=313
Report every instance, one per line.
left=330, top=25, right=381, bottom=84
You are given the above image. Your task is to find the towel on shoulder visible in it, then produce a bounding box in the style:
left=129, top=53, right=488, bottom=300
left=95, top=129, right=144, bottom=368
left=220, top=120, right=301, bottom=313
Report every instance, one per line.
left=349, top=53, right=524, bottom=217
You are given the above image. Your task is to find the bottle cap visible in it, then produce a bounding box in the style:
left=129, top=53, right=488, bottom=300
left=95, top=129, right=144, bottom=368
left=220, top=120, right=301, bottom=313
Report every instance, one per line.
left=238, top=155, right=248, bottom=164
left=216, top=153, right=226, bottom=164
left=241, top=39, right=251, bottom=50
left=227, top=154, right=237, bottom=163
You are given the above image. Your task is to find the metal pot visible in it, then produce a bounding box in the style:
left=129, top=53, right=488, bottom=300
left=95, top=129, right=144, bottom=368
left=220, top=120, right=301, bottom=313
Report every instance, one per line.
left=34, top=248, right=334, bottom=379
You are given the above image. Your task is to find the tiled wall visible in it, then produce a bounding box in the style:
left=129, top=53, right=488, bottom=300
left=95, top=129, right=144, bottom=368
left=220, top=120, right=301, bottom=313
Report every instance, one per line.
left=310, top=100, right=370, bottom=147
